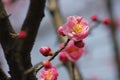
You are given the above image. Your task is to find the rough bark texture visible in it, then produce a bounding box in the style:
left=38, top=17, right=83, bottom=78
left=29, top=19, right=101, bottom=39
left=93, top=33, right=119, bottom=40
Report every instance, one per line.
left=0, top=0, right=46, bottom=80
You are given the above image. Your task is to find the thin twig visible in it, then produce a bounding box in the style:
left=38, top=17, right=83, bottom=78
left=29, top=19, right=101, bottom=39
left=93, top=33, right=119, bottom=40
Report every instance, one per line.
left=48, top=0, right=83, bottom=80
left=24, top=39, right=70, bottom=74
left=48, top=0, right=82, bottom=80
left=48, top=39, right=70, bottom=62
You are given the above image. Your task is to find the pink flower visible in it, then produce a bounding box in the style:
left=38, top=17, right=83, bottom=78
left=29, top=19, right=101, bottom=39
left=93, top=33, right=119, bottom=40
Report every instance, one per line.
left=59, top=40, right=84, bottom=62
left=39, top=66, right=58, bottom=80
left=60, top=16, right=89, bottom=41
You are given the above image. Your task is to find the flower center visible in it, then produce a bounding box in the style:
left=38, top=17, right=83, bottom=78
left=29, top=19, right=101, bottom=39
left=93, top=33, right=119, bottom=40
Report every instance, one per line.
left=45, top=70, right=52, bottom=80
left=72, top=24, right=82, bottom=34
left=68, top=47, right=78, bottom=53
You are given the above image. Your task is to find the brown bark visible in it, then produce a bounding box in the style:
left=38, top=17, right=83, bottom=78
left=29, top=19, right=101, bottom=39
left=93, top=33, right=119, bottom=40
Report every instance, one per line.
left=17, top=0, right=46, bottom=79
left=0, top=0, right=46, bottom=80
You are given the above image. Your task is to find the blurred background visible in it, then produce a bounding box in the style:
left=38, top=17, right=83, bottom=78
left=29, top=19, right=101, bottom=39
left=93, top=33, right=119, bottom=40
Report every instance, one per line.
left=0, top=0, right=120, bottom=80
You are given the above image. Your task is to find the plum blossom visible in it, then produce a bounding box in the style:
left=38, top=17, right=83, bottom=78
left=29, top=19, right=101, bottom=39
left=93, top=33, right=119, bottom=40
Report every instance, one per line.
left=59, top=16, right=89, bottom=41
left=59, top=40, right=84, bottom=62
left=39, top=66, right=58, bottom=80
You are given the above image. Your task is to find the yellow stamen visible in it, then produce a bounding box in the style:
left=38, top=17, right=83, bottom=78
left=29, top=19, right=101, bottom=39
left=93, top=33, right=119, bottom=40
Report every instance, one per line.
left=72, top=24, right=82, bottom=34
left=69, top=47, right=78, bottom=53
left=45, top=70, right=52, bottom=80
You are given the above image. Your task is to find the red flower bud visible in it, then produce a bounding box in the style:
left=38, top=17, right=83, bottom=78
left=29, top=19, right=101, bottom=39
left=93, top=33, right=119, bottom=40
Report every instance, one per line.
left=74, top=40, right=85, bottom=48
left=39, top=46, right=52, bottom=57
left=57, top=26, right=65, bottom=36
left=59, top=52, right=68, bottom=63
left=91, top=14, right=98, bottom=21
left=42, top=61, right=52, bottom=69
left=102, top=18, right=111, bottom=25
left=18, top=31, right=27, bottom=39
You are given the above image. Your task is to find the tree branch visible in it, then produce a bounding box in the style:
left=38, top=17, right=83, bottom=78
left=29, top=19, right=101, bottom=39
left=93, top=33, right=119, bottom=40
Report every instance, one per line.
left=48, top=0, right=65, bottom=42
left=0, top=0, right=15, bottom=50
left=15, top=0, right=46, bottom=79
left=106, top=0, right=120, bottom=80
left=0, top=1, right=25, bottom=80
left=24, top=39, right=70, bottom=74
left=0, top=0, right=46, bottom=80
left=0, top=0, right=15, bottom=52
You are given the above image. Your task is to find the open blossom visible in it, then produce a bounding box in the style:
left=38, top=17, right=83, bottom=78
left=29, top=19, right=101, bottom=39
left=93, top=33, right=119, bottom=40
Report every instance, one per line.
left=60, top=16, right=89, bottom=41
left=39, top=66, right=58, bottom=80
left=59, top=40, right=84, bottom=62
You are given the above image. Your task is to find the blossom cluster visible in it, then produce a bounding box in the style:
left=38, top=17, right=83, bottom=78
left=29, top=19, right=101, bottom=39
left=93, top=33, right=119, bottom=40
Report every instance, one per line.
left=39, top=61, right=58, bottom=80
left=39, top=16, right=89, bottom=80
left=58, top=16, right=89, bottom=62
